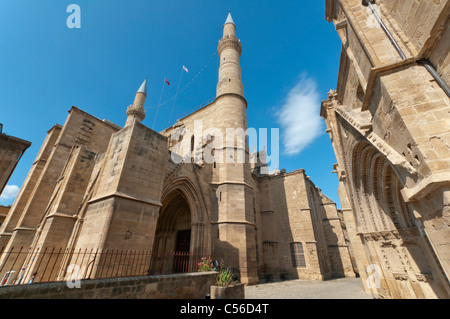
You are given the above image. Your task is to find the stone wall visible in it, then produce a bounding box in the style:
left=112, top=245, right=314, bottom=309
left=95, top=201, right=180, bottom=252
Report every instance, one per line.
left=322, top=0, right=450, bottom=299
left=0, top=272, right=216, bottom=299
left=255, top=169, right=354, bottom=281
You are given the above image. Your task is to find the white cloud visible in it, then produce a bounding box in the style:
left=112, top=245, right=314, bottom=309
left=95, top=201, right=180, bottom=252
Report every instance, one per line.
left=276, top=74, right=323, bottom=155
left=0, top=185, right=20, bottom=203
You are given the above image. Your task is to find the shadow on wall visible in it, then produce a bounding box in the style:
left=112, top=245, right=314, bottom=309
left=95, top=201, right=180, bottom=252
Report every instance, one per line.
left=211, top=238, right=241, bottom=281
left=314, top=192, right=348, bottom=279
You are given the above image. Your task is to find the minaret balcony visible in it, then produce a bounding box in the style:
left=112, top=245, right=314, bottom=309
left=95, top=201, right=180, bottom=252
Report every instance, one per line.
left=218, top=37, right=242, bottom=56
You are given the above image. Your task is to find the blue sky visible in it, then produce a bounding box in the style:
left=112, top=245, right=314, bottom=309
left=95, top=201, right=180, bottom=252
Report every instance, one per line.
left=0, top=1, right=343, bottom=206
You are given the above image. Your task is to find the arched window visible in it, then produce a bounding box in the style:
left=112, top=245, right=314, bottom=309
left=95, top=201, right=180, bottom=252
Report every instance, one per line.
left=290, top=242, right=306, bottom=268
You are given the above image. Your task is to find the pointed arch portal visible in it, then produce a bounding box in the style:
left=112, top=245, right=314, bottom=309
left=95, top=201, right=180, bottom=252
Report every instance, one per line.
left=150, top=177, right=208, bottom=274
left=152, top=189, right=191, bottom=273
left=350, top=141, right=443, bottom=298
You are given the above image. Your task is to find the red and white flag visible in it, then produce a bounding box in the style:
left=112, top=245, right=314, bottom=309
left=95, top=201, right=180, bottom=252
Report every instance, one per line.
left=182, top=65, right=189, bottom=73
left=165, top=78, right=170, bottom=85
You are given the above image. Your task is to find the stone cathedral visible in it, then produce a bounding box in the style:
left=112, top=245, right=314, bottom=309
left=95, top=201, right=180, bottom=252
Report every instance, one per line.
left=0, top=13, right=354, bottom=285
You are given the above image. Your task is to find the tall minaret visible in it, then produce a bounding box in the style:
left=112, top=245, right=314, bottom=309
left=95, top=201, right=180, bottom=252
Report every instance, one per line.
left=125, top=78, right=147, bottom=126
left=216, top=11, right=244, bottom=99
left=213, top=12, right=258, bottom=285
left=215, top=10, right=248, bottom=157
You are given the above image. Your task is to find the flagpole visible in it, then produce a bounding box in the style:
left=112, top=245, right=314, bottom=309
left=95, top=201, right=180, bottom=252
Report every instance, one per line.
left=169, top=66, right=184, bottom=124
left=153, top=79, right=166, bottom=128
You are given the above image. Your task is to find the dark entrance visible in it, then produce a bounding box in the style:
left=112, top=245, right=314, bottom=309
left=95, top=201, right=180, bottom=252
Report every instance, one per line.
left=174, top=229, right=191, bottom=273
left=176, top=230, right=191, bottom=252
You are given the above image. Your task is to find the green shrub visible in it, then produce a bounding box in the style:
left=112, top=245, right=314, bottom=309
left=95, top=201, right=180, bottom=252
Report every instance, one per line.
left=216, top=267, right=235, bottom=287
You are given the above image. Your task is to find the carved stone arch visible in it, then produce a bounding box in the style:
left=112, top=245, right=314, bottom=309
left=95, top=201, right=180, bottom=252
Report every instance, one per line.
left=380, top=162, right=413, bottom=230
left=150, top=176, right=210, bottom=274
left=349, top=140, right=446, bottom=297
left=362, top=146, right=386, bottom=232
left=352, top=141, right=413, bottom=233
left=374, top=160, right=400, bottom=230
left=350, top=141, right=370, bottom=232
left=159, top=176, right=209, bottom=254
left=353, top=142, right=379, bottom=232
left=379, top=161, right=404, bottom=230
left=368, top=152, right=391, bottom=231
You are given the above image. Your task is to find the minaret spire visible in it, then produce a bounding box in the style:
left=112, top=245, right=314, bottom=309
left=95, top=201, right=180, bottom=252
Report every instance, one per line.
left=126, top=78, right=147, bottom=126
left=224, top=11, right=234, bottom=26
left=137, top=77, right=147, bottom=96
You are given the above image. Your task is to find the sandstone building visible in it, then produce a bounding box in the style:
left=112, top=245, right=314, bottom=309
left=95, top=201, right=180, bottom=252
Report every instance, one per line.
left=0, top=127, right=31, bottom=197
left=322, top=0, right=450, bottom=298
left=0, top=13, right=354, bottom=286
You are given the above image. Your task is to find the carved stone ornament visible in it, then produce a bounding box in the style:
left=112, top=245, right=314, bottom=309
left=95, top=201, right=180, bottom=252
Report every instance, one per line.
left=126, top=104, right=146, bottom=121
left=327, top=89, right=338, bottom=101
left=218, top=37, right=242, bottom=56
left=416, top=273, right=434, bottom=283
left=173, top=119, right=185, bottom=129
left=400, top=239, right=417, bottom=246
left=392, top=272, right=409, bottom=281
left=380, top=241, right=397, bottom=248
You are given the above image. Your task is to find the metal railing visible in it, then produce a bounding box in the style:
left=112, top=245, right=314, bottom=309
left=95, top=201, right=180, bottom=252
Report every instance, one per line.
left=0, top=246, right=212, bottom=287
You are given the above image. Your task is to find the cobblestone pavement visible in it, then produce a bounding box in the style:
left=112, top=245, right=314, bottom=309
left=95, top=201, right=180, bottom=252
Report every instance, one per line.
left=245, top=277, right=373, bottom=299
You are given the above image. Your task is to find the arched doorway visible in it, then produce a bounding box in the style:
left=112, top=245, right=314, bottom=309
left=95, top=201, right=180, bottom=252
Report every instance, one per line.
left=149, top=176, right=210, bottom=275
left=151, top=189, right=191, bottom=273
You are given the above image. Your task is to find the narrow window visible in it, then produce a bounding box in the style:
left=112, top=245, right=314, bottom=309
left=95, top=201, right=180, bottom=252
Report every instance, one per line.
left=290, top=242, right=306, bottom=268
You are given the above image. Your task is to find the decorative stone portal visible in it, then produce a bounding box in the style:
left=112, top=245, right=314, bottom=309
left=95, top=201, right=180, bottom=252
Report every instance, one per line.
left=151, top=189, right=192, bottom=274
left=351, top=142, right=444, bottom=298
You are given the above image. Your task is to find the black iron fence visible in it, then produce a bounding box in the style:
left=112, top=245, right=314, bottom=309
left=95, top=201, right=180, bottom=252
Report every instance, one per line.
left=0, top=246, right=213, bottom=286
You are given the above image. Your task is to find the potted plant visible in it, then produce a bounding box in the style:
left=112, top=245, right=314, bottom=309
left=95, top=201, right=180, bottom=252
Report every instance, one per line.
left=197, top=257, right=214, bottom=272
left=210, top=265, right=245, bottom=299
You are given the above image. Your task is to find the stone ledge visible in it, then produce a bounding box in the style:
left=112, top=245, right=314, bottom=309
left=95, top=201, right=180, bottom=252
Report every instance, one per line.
left=0, top=271, right=217, bottom=299
left=401, top=172, right=450, bottom=202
